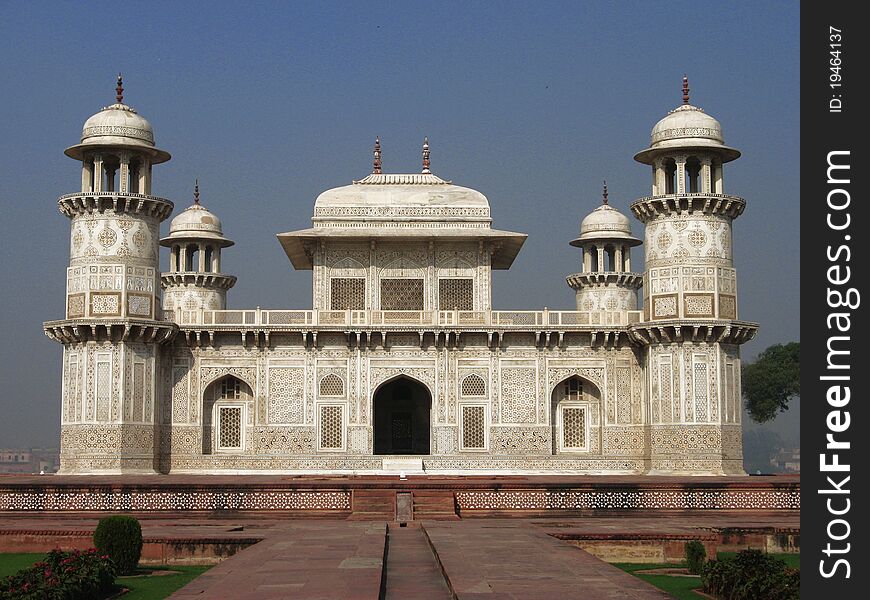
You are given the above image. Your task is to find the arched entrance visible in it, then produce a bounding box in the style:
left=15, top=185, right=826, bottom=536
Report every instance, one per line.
left=373, top=377, right=431, bottom=455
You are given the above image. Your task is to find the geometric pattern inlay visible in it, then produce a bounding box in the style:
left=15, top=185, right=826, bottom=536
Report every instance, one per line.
left=500, top=368, right=536, bottom=424
left=268, top=368, right=304, bottom=424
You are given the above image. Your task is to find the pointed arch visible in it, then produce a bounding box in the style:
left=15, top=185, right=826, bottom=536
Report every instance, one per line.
left=372, top=374, right=432, bottom=455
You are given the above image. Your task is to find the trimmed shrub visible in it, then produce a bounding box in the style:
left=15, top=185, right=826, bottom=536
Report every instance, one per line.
left=701, top=549, right=799, bottom=600
left=93, top=515, right=143, bottom=575
left=685, top=540, right=707, bottom=574
left=0, top=548, right=116, bottom=599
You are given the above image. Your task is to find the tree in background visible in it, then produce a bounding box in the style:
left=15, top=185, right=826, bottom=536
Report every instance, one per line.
left=742, top=342, right=800, bottom=423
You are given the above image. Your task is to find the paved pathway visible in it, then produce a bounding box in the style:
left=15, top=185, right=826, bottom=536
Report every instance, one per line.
left=166, top=519, right=672, bottom=599
left=383, top=523, right=451, bottom=599
left=423, top=520, right=671, bottom=599
left=169, top=522, right=386, bottom=600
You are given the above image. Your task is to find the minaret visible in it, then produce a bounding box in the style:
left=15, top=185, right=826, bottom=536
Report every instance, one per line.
left=160, top=180, right=236, bottom=322
left=44, top=75, right=176, bottom=474
left=630, top=77, right=757, bottom=475
left=566, top=182, right=643, bottom=317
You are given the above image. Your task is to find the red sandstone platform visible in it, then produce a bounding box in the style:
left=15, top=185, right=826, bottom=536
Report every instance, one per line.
left=0, top=476, right=800, bottom=600
left=0, top=474, right=800, bottom=519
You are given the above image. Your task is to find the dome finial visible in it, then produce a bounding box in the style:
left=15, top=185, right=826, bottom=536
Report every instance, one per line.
left=194, top=178, right=200, bottom=205
left=373, top=136, right=382, bottom=174
left=682, top=74, right=690, bottom=105
left=602, top=180, right=609, bottom=205
left=116, top=73, right=124, bottom=104
left=422, top=136, right=431, bottom=174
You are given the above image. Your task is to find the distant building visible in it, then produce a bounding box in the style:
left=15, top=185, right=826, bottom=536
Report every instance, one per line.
left=44, top=76, right=757, bottom=475
left=0, top=448, right=60, bottom=474
left=771, top=448, right=800, bottom=473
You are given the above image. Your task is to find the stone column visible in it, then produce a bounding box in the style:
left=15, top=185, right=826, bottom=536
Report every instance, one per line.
left=139, top=158, right=150, bottom=195
left=701, top=157, right=712, bottom=194
left=170, top=246, right=178, bottom=272
left=675, top=155, right=687, bottom=194
left=119, top=152, right=130, bottom=193
left=198, top=243, right=206, bottom=272
left=93, top=154, right=103, bottom=193
left=653, top=158, right=665, bottom=195
left=614, top=246, right=623, bottom=273
left=81, top=159, right=93, bottom=192
left=596, top=247, right=605, bottom=273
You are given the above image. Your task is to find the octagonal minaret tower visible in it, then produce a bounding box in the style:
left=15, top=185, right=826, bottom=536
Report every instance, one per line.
left=630, top=77, right=757, bottom=475
left=160, top=181, right=236, bottom=323
left=566, top=183, right=643, bottom=318
left=44, top=76, right=176, bottom=474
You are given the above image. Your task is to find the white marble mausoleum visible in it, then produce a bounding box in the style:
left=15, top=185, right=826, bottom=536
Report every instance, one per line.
left=45, top=76, right=757, bottom=475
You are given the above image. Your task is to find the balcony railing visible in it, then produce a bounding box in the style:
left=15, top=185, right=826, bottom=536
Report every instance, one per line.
left=166, top=308, right=644, bottom=328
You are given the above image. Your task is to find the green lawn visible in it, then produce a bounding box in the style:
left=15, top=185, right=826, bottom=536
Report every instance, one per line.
left=0, top=553, right=46, bottom=578
left=614, top=553, right=800, bottom=599
left=119, top=565, right=212, bottom=599
left=0, top=553, right=211, bottom=599
left=612, top=562, right=702, bottom=600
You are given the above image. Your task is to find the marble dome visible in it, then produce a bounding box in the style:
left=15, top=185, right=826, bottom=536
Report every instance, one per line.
left=313, top=173, right=490, bottom=216
left=570, top=201, right=641, bottom=247
left=635, top=103, right=740, bottom=164
left=161, top=202, right=233, bottom=247
left=65, top=100, right=171, bottom=164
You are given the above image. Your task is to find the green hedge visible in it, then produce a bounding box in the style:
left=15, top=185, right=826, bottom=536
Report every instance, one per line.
left=93, top=515, right=143, bottom=575
left=701, top=549, right=799, bottom=600
left=685, top=540, right=706, bottom=575
left=0, top=548, right=116, bottom=599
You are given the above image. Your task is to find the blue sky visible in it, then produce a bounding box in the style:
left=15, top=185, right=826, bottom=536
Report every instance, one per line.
left=0, top=1, right=800, bottom=447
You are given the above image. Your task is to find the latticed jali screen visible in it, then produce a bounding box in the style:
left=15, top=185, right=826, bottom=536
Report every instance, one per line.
left=319, top=405, right=343, bottom=449
left=330, top=278, right=366, bottom=310
left=562, top=407, right=586, bottom=449
left=461, top=374, right=486, bottom=397
left=380, top=279, right=424, bottom=310
left=218, top=407, right=242, bottom=449
left=439, top=278, right=473, bottom=310
left=319, top=374, right=344, bottom=397
left=462, top=405, right=486, bottom=449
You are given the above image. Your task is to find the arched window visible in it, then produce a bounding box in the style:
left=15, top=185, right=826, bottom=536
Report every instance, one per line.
left=551, top=376, right=598, bottom=453
left=604, top=245, right=616, bottom=272
left=204, top=246, right=213, bottom=273
left=185, top=244, right=199, bottom=271
left=685, top=157, right=701, bottom=193
left=589, top=245, right=599, bottom=272
left=461, top=374, right=486, bottom=397
left=319, top=374, right=344, bottom=397
left=129, top=158, right=141, bottom=193
left=173, top=246, right=181, bottom=272
left=202, top=376, right=251, bottom=454
left=664, top=158, right=677, bottom=194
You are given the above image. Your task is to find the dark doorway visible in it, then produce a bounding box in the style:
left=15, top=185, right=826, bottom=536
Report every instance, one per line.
left=373, top=377, right=431, bottom=455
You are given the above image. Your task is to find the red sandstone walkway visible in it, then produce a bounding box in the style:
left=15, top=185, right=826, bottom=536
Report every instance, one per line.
left=170, top=522, right=386, bottom=600
left=166, top=520, right=672, bottom=600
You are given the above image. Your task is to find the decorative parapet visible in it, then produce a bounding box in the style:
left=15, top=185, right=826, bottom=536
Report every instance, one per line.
left=161, top=273, right=237, bottom=290
left=58, top=192, right=174, bottom=221
left=43, top=318, right=177, bottom=345
left=628, top=319, right=757, bottom=345
left=164, top=308, right=645, bottom=329
left=566, top=273, right=644, bottom=290
left=630, top=193, right=745, bottom=222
